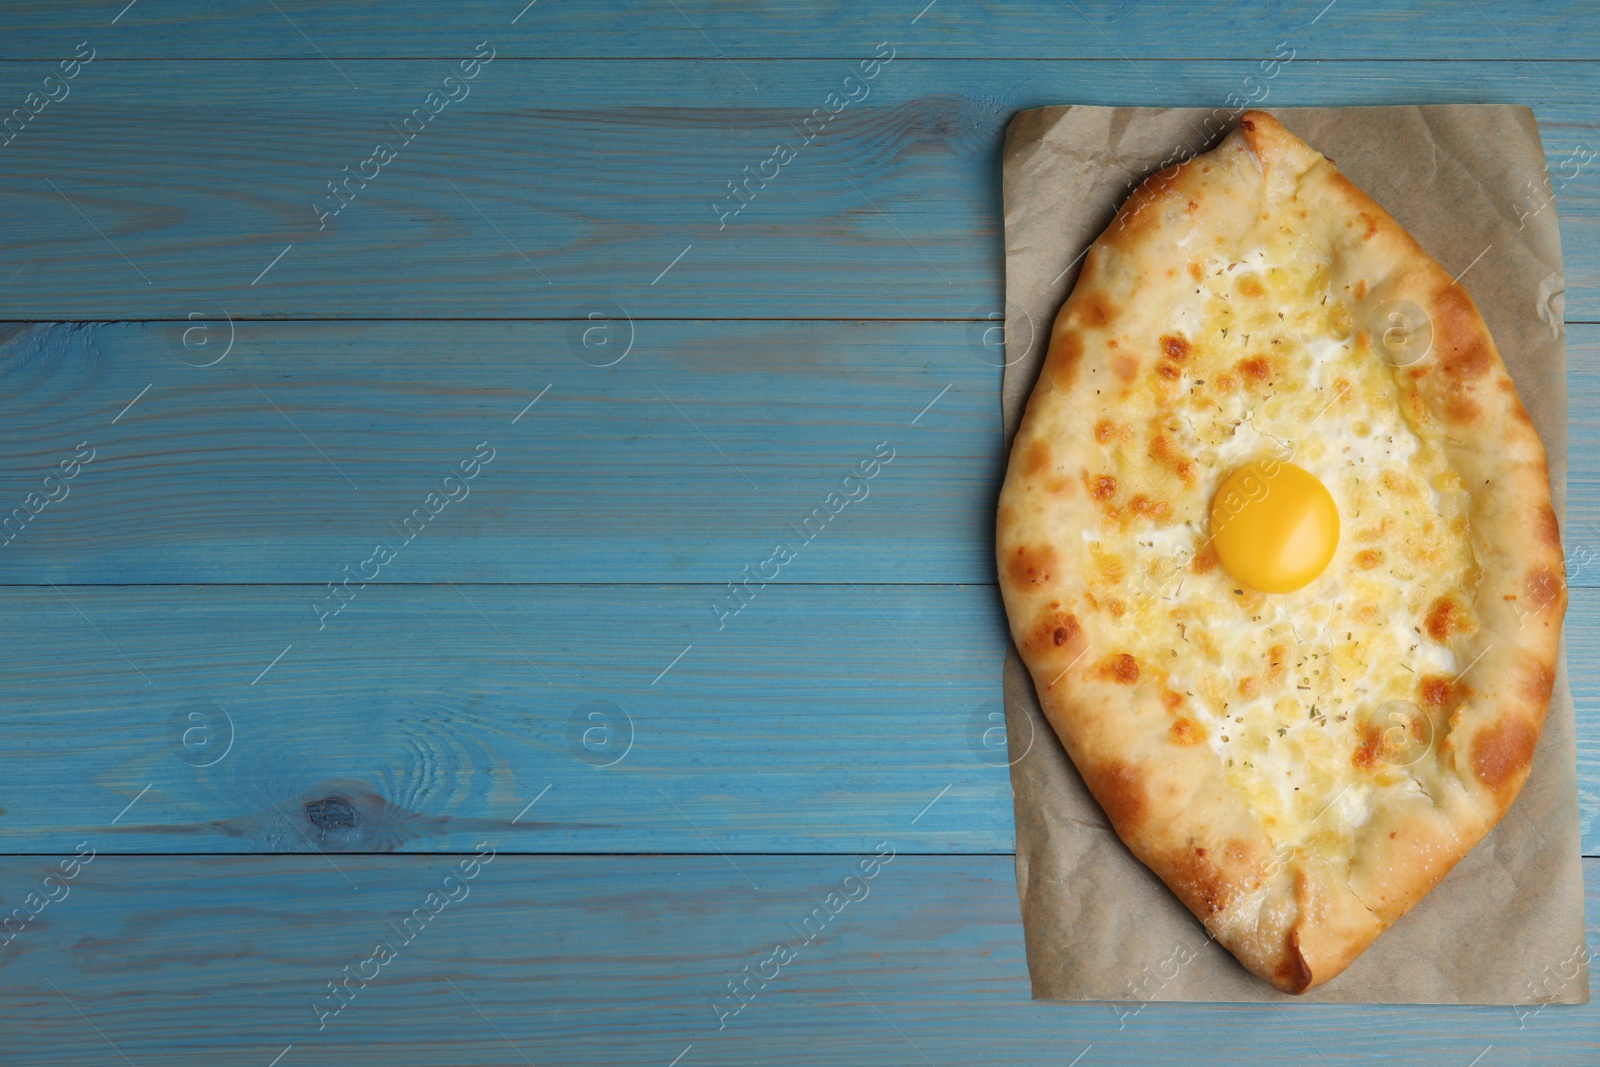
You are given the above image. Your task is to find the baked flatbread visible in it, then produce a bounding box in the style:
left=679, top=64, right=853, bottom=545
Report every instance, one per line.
left=996, top=111, right=1565, bottom=993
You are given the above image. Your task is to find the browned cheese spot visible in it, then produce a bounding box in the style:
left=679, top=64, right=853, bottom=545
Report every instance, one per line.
left=1090, top=474, right=1118, bottom=501
left=1170, top=717, right=1207, bottom=745
left=1418, top=674, right=1463, bottom=712
left=1423, top=595, right=1473, bottom=643
left=1047, top=331, right=1085, bottom=390
left=1471, top=715, right=1539, bottom=796
left=1148, top=432, right=1198, bottom=484
left=1075, top=292, right=1115, bottom=329
left=1093, top=653, right=1140, bottom=685
left=1351, top=722, right=1387, bottom=771
left=1161, top=335, right=1191, bottom=361
left=1113, top=352, right=1140, bottom=383
left=1238, top=356, right=1272, bottom=384
left=1355, top=518, right=1393, bottom=544
left=1128, top=494, right=1170, bottom=521
left=1355, top=548, right=1384, bottom=570
left=1026, top=610, right=1084, bottom=659
left=1266, top=644, right=1287, bottom=684
left=1007, top=543, right=1059, bottom=591
left=1094, top=418, right=1128, bottom=444
left=1023, top=440, right=1051, bottom=478
left=1237, top=276, right=1265, bottom=298
left=1433, top=285, right=1493, bottom=382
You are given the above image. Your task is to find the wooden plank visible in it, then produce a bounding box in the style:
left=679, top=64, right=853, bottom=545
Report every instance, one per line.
left=0, top=317, right=1595, bottom=585
left=1569, top=326, right=1600, bottom=585
left=0, top=854, right=1594, bottom=1065
left=0, top=583, right=1013, bottom=854
left=1, top=581, right=1596, bottom=854
left=0, top=60, right=1597, bottom=320
left=2, top=0, right=1597, bottom=60
left=0, top=319, right=996, bottom=584
left=1568, top=593, right=1600, bottom=856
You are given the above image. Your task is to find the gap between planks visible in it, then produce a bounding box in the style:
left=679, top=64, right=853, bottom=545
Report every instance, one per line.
left=5, top=56, right=1600, bottom=62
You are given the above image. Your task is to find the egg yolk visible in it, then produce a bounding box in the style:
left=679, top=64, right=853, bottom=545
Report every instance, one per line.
left=1210, top=458, right=1339, bottom=593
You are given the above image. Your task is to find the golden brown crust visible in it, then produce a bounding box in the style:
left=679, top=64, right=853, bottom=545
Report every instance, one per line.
left=997, top=111, right=1565, bottom=993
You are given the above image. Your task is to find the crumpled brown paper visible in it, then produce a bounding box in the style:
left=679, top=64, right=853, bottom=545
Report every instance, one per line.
left=1000, top=105, right=1587, bottom=1004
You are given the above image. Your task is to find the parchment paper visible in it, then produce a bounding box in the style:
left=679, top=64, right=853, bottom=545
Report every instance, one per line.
left=1001, top=106, right=1587, bottom=1004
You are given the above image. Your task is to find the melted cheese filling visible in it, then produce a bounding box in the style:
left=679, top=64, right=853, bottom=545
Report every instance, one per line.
left=1082, top=238, right=1480, bottom=865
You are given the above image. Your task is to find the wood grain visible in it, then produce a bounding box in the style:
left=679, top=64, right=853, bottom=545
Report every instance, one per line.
left=1, top=4, right=1595, bottom=1055
left=1, top=319, right=1594, bottom=585
left=0, top=582, right=1012, bottom=854
left=1, top=581, right=1595, bottom=854
left=2, top=0, right=1596, bottom=60
left=0, top=60, right=1596, bottom=319
left=0, top=319, right=996, bottom=584
left=0, top=854, right=1593, bottom=1066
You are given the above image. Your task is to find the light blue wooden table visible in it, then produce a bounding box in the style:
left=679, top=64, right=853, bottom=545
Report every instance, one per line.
left=0, top=2, right=1595, bottom=1063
